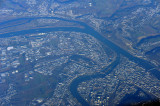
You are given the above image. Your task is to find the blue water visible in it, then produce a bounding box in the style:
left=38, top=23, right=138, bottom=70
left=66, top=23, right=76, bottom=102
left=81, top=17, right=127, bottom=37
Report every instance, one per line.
left=137, top=35, right=160, bottom=46
left=0, top=17, right=157, bottom=71
left=0, top=17, right=159, bottom=105
left=69, top=55, right=120, bottom=106
left=118, top=88, right=155, bottom=106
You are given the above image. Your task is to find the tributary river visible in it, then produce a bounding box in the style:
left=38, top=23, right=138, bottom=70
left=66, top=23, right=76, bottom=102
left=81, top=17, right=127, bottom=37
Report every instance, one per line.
left=0, top=17, right=159, bottom=105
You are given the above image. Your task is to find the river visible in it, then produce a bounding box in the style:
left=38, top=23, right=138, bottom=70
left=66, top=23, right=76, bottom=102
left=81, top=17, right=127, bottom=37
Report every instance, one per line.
left=0, top=17, right=159, bottom=105
left=69, top=54, right=120, bottom=106
left=0, top=17, right=158, bottom=73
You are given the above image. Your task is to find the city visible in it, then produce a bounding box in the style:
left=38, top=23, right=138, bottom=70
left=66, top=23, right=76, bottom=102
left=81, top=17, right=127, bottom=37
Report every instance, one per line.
left=0, top=0, right=160, bottom=105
